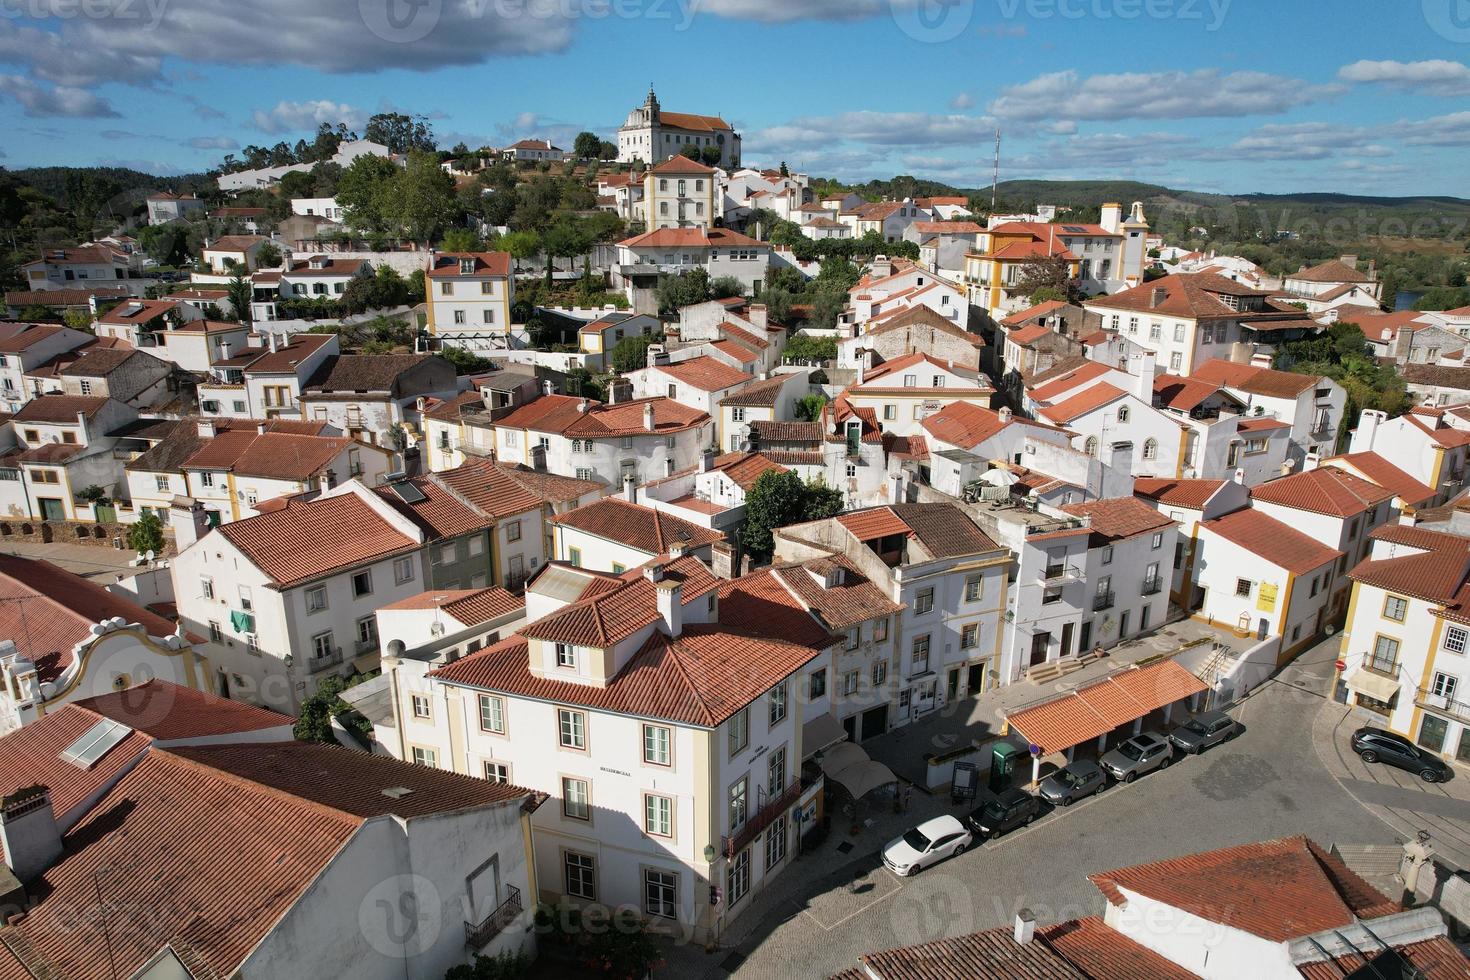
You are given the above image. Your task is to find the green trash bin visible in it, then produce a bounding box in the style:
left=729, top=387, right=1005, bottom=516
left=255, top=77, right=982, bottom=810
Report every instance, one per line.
left=989, top=741, right=1022, bottom=792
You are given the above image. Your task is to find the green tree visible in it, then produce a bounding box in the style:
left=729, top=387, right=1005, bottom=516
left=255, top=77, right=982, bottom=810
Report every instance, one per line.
left=803, top=477, right=845, bottom=520
left=497, top=229, right=540, bottom=275
left=440, top=227, right=482, bottom=252
left=387, top=151, right=459, bottom=243
left=1012, top=255, right=1082, bottom=302
left=598, top=140, right=618, bottom=160
left=542, top=217, right=594, bottom=285
left=1414, top=286, right=1470, bottom=311
left=127, top=511, right=165, bottom=555
left=700, top=145, right=722, bottom=166
left=294, top=676, right=351, bottom=743
left=62, top=309, right=94, bottom=333
left=656, top=267, right=711, bottom=314
left=444, top=950, right=529, bottom=980
left=337, top=154, right=402, bottom=231
left=226, top=269, right=253, bottom=326
left=573, top=131, right=602, bottom=160
left=741, top=470, right=813, bottom=563
left=256, top=241, right=282, bottom=269
left=364, top=111, right=436, bottom=154
left=611, top=334, right=657, bottom=374
left=756, top=285, right=793, bottom=324
left=794, top=393, right=828, bottom=421
left=709, top=275, right=744, bottom=300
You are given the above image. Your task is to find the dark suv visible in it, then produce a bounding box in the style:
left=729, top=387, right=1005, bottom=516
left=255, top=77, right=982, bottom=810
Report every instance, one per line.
left=964, top=788, right=1041, bottom=840
left=1352, top=726, right=1453, bottom=783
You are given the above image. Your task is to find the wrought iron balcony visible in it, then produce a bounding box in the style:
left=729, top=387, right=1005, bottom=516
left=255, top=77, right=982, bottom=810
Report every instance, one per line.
left=1415, top=688, right=1470, bottom=726
left=1141, top=578, right=1163, bottom=596
left=1042, top=563, right=1082, bottom=585
left=724, top=779, right=802, bottom=858
left=307, top=647, right=343, bottom=673
left=464, top=885, right=521, bottom=950
left=1093, top=591, right=1115, bottom=611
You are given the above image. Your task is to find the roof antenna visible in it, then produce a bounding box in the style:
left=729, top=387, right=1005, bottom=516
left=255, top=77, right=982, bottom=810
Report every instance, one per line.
left=991, top=127, right=1001, bottom=215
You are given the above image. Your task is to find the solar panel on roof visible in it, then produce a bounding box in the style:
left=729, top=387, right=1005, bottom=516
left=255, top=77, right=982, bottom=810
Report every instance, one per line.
left=391, top=482, right=428, bottom=504
left=1063, top=225, right=1087, bottom=233
left=61, top=717, right=132, bottom=769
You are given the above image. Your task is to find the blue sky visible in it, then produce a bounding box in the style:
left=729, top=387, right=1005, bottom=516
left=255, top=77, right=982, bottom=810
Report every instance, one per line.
left=1, top=0, right=1468, bottom=195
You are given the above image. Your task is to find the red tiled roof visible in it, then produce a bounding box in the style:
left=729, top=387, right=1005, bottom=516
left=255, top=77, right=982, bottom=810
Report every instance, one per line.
left=380, top=587, right=525, bottom=626
left=1297, top=936, right=1470, bottom=979
left=1038, top=382, right=1128, bottom=424
left=1061, top=497, right=1176, bottom=542
left=1404, top=409, right=1470, bottom=448
left=1028, top=360, right=1112, bottom=402
left=181, top=430, right=363, bottom=481
left=4, top=287, right=129, bottom=307
left=1006, top=660, right=1206, bottom=755
left=1349, top=523, right=1470, bottom=609
left=1087, top=272, right=1273, bottom=319
left=719, top=374, right=791, bottom=408
left=0, top=704, right=152, bottom=827
left=1325, top=452, right=1436, bottom=506
left=12, top=394, right=110, bottom=422
left=242, top=332, right=335, bottom=374
left=518, top=555, right=718, bottom=648
left=854, top=924, right=1086, bottom=979
left=1152, top=372, right=1223, bottom=412
left=1287, top=259, right=1374, bottom=284
left=216, top=492, right=421, bottom=587
left=0, top=323, right=65, bottom=352
left=551, top=498, right=725, bottom=555
left=656, top=355, right=753, bottom=392
left=0, top=555, right=189, bottom=683
left=71, top=679, right=292, bottom=741
left=649, top=154, right=717, bottom=174
left=1002, top=299, right=1068, bottom=327
left=710, top=451, right=787, bottom=490
left=494, top=461, right=607, bottom=502
left=1236, top=416, right=1291, bottom=432
left=1039, top=917, right=1198, bottom=980
left=838, top=507, right=913, bottom=541
left=718, top=320, right=770, bottom=351
left=1191, top=358, right=1319, bottom=398
left=1088, top=836, right=1398, bottom=943
left=426, top=251, right=511, bottom=279
left=495, top=394, right=709, bottom=438
left=1200, top=508, right=1342, bottom=573
left=770, top=559, right=905, bottom=631
left=1133, top=477, right=1225, bottom=509
left=1251, top=467, right=1395, bottom=518
left=1007, top=322, right=1053, bottom=346
left=205, top=234, right=265, bottom=251
left=921, top=401, right=1067, bottom=449
left=618, top=227, right=764, bottom=249
left=710, top=338, right=758, bottom=364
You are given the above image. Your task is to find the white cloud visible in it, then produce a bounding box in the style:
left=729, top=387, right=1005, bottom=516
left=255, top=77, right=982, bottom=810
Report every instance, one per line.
left=0, top=75, right=119, bottom=117
left=250, top=100, right=365, bottom=135
left=749, top=110, right=994, bottom=151
left=690, top=0, right=890, bottom=23
left=1393, top=111, right=1470, bottom=147
left=950, top=92, right=974, bottom=110
left=1339, top=59, right=1470, bottom=97
left=186, top=136, right=239, bottom=150
left=0, top=22, right=162, bottom=89
left=990, top=69, right=1340, bottom=121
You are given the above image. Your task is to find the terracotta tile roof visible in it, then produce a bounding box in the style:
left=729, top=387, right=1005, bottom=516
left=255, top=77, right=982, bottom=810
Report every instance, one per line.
left=216, top=492, right=421, bottom=587
left=883, top=433, right=929, bottom=460
left=1296, top=936, right=1470, bottom=979
left=23, top=244, right=125, bottom=265
left=1191, top=358, right=1319, bottom=398
left=282, top=256, right=367, bottom=277
left=1006, top=660, right=1207, bottom=755
left=710, top=338, right=758, bottom=364
left=619, top=227, right=763, bottom=249
left=1007, top=322, right=1053, bottom=346
left=242, top=332, right=335, bottom=374
left=853, top=924, right=1086, bottom=979
left=719, top=374, right=791, bottom=407
left=432, top=458, right=546, bottom=520
left=0, top=323, right=65, bottom=352
left=305, top=353, right=435, bottom=393
left=911, top=220, right=982, bottom=234
left=921, top=401, right=1068, bottom=449
left=1251, top=467, right=1395, bottom=518
left=436, top=577, right=828, bottom=728
left=422, top=389, right=485, bottom=422
left=1404, top=409, right=1470, bottom=448
left=835, top=504, right=1000, bottom=559
left=1152, top=372, right=1224, bottom=412
left=771, top=558, right=905, bottom=631
left=0, top=555, right=187, bottom=683
left=0, top=704, right=152, bottom=827
left=506, top=138, right=561, bottom=151
left=1061, top=497, right=1176, bottom=543
left=751, top=419, right=822, bottom=443
left=1200, top=508, right=1342, bottom=573
left=182, top=430, right=362, bottom=481
left=1038, top=916, right=1199, bottom=980
left=55, top=346, right=146, bottom=377
left=1325, top=452, right=1436, bottom=505
left=1088, top=836, right=1398, bottom=943
left=1028, top=360, right=1112, bottom=401
left=4, top=286, right=129, bottom=307
left=426, top=251, right=511, bottom=279
left=656, top=355, right=753, bottom=392
left=859, top=303, right=986, bottom=348
left=1288, top=259, right=1374, bottom=284
left=1038, top=382, right=1129, bottom=424
left=710, top=451, right=787, bottom=490
left=838, top=507, right=912, bottom=541
left=71, top=679, right=292, bottom=741
left=518, top=554, right=718, bottom=647
left=1002, top=299, right=1068, bottom=327
left=12, top=394, right=110, bottom=422
left=716, top=572, right=837, bottom=650
left=1349, top=523, right=1470, bottom=609
left=1087, top=272, right=1272, bottom=319
left=649, top=153, right=717, bottom=173
left=861, top=351, right=984, bottom=387
left=989, top=238, right=1077, bottom=261
left=205, top=234, right=265, bottom=251
left=375, top=474, right=494, bottom=539
left=494, top=461, right=607, bottom=501
left=1133, top=477, right=1225, bottom=508
left=1236, top=416, right=1291, bottom=432
left=495, top=394, right=709, bottom=438
left=551, top=498, right=725, bottom=555
left=441, top=587, right=524, bottom=625
left=173, top=740, right=530, bottom=818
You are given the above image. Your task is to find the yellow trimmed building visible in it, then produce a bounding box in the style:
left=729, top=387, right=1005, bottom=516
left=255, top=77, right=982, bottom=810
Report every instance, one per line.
left=425, top=251, right=517, bottom=352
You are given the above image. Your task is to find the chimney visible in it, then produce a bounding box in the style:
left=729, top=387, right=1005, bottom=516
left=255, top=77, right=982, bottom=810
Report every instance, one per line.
left=1133, top=350, right=1156, bottom=401
left=1234, top=467, right=1246, bottom=485
left=577, top=398, right=589, bottom=414
left=268, top=332, right=279, bottom=353
left=699, top=449, right=716, bottom=472
left=710, top=540, right=736, bottom=579
left=1013, top=909, right=1036, bottom=946
left=196, top=419, right=218, bottom=438
left=998, top=406, right=1012, bottom=425
left=1340, top=254, right=1358, bottom=270
left=655, top=579, right=683, bottom=637
left=748, top=304, right=768, bottom=331
left=219, top=340, right=230, bottom=359
left=256, top=421, right=268, bottom=435
left=1149, top=286, right=1167, bottom=309
left=1099, top=203, right=1122, bottom=234
left=1108, top=441, right=1133, bottom=474
left=1304, top=452, right=1321, bottom=472
left=623, top=474, right=637, bottom=502
left=1357, top=409, right=1385, bottom=449
left=542, top=380, right=554, bottom=397
left=643, top=403, right=655, bottom=431
left=0, top=787, right=62, bottom=884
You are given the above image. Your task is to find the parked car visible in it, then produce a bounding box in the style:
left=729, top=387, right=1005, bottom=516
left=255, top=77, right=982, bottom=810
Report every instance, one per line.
left=1037, top=760, right=1107, bottom=806
left=1099, top=732, right=1173, bottom=783
left=1169, top=710, right=1241, bottom=755
left=965, top=787, right=1041, bottom=839
left=881, top=814, right=972, bottom=876
left=1351, top=726, right=1453, bottom=783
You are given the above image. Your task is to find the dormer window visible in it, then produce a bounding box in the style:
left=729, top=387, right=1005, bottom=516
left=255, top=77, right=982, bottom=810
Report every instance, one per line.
left=458, top=258, right=475, bottom=276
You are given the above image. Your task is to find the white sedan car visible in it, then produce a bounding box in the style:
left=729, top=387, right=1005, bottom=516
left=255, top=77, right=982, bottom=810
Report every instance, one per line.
left=881, top=814, right=972, bottom=876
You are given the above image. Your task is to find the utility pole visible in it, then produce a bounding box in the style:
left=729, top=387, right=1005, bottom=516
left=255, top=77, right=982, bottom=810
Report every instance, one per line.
left=991, top=127, right=1001, bottom=214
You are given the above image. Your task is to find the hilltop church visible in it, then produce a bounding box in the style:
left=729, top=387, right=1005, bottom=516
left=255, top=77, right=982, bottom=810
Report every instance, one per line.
left=617, top=87, right=741, bottom=169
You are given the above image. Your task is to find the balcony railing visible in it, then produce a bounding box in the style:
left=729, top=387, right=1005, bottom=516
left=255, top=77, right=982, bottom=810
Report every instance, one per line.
left=1043, top=563, right=1082, bottom=585
left=307, top=647, right=343, bottom=673
left=1415, top=688, right=1470, bottom=725
left=464, top=885, right=521, bottom=950
left=355, top=637, right=379, bottom=656
left=1360, top=659, right=1400, bottom=680
left=724, top=779, right=802, bottom=858
left=1141, top=578, right=1163, bottom=596
left=1093, top=591, right=1115, bottom=611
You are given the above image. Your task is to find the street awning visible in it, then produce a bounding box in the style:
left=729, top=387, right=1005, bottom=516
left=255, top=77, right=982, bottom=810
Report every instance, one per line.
left=1006, top=659, right=1208, bottom=756
left=1345, top=669, right=1400, bottom=704
left=819, top=741, right=898, bottom=799
left=802, top=712, right=849, bottom=759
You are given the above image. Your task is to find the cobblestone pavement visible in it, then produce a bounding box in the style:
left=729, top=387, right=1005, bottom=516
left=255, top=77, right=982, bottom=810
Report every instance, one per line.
left=655, top=634, right=1416, bottom=979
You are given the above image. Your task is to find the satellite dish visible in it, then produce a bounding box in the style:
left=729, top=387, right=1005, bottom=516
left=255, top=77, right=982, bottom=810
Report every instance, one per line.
left=144, top=550, right=156, bottom=562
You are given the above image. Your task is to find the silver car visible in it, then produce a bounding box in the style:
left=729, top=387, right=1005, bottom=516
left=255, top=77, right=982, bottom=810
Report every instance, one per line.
left=1099, top=731, right=1173, bottom=783
left=1169, top=710, right=1240, bottom=755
